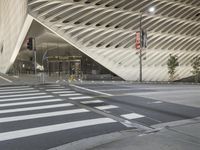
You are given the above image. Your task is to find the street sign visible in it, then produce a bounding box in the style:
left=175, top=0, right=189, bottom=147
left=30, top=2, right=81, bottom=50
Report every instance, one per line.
left=135, top=31, right=141, bottom=49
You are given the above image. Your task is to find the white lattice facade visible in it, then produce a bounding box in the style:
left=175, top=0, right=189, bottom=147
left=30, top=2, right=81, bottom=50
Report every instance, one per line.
left=1, top=0, right=200, bottom=81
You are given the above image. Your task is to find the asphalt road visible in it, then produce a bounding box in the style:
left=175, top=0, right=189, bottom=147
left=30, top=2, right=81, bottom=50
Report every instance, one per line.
left=0, top=82, right=200, bottom=150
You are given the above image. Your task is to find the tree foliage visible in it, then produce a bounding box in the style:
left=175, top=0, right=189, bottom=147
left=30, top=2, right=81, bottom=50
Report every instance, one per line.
left=167, top=54, right=179, bottom=81
left=191, top=56, right=200, bottom=83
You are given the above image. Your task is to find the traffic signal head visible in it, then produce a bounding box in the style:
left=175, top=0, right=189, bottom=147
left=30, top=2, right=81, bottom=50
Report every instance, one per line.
left=27, top=38, right=33, bottom=50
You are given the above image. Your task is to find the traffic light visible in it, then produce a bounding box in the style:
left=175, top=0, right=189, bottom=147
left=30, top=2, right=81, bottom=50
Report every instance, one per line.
left=27, top=38, right=33, bottom=50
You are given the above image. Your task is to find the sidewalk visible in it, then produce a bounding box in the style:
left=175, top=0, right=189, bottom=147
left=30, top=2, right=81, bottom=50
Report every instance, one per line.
left=90, top=121, right=200, bottom=150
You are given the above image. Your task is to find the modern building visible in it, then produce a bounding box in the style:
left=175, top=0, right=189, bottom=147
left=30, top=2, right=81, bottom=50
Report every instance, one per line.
left=1, top=0, right=200, bottom=81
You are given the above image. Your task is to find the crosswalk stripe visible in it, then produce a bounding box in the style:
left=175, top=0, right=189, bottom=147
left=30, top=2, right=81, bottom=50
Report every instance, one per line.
left=52, top=91, right=75, bottom=94
left=60, top=93, right=82, bottom=97
left=0, top=99, right=62, bottom=107
left=0, top=90, right=40, bottom=95
left=0, top=88, right=34, bottom=92
left=81, top=100, right=104, bottom=104
left=121, top=113, right=144, bottom=119
left=0, top=118, right=116, bottom=141
left=69, top=96, right=93, bottom=100
left=46, top=89, right=69, bottom=92
left=45, top=84, right=60, bottom=86
left=0, top=109, right=90, bottom=123
left=95, top=105, right=119, bottom=110
left=0, top=95, right=53, bottom=102
left=0, top=86, right=30, bottom=90
left=0, top=93, right=46, bottom=98
left=0, top=103, right=73, bottom=114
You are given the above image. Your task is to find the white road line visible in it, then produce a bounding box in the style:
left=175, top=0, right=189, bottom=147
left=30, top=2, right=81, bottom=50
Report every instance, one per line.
left=0, top=86, right=30, bottom=90
left=0, top=88, right=34, bottom=92
left=95, top=105, right=119, bottom=110
left=0, top=95, right=53, bottom=102
left=0, top=109, right=90, bottom=123
left=152, top=101, right=163, bottom=104
left=69, top=96, right=93, bottom=100
left=46, top=89, right=69, bottom=92
left=0, top=118, right=116, bottom=142
left=0, top=93, right=46, bottom=98
left=60, top=93, right=82, bottom=97
left=121, top=113, right=144, bottom=120
left=0, top=103, right=73, bottom=114
left=0, top=99, right=62, bottom=107
left=70, top=84, right=113, bottom=96
left=45, top=84, right=60, bottom=87
left=53, top=91, right=75, bottom=94
left=0, top=76, right=13, bottom=83
left=81, top=100, right=104, bottom=104
left=0, top=90, right=39, bottom=95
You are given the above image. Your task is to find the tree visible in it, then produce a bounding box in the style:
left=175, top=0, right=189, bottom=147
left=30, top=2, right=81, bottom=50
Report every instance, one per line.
left=167, top=54, right=179, bottom=81
left=191, top=56, right=200, bottom=83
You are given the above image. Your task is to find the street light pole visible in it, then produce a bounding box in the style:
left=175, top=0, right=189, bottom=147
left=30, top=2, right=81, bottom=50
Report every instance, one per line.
left=138, top=7, right=155, bottom=82
left=139, top=12, right=143, bottom=82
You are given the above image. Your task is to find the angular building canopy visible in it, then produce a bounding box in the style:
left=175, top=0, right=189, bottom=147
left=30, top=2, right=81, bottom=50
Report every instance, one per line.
left=1, top=0, right=200, bottom=81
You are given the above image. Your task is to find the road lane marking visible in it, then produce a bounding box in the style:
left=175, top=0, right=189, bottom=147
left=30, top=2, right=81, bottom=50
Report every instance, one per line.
left=45, top=84, right=60, bottom=87
left=81, top=100, right=104, bottom=104
left=46, top=89, right=68, bottom=91
left=0, top=93, right=46, bottom=98
left=0, top=86, right=30, bottom=90
left=70, top=84, right=113, bottom=96
left=0, top=76, right=13, bottom=83
left=0, top=88, right=34, bottom=92
left=0, top=95, right=53, bottom=102
left=0, top=118, right=116, bottom=141
left=121, top=113, right=144, bottom=120
left=95, top=105, right=119, bottom=110
left=151, top=101, right=163, bottom=104
left=0, top=109, right=90, bottom=123
left=0, top=99, right=62, bottom=107
left=60, top=93, right=82, bottom=97
left=69, top=96, right=93, bottom=100
left=0, top=90, right=39, bottom=95
left=0, top=103, right=73, bottom=114
left=53, top=91, right=75, bottom=94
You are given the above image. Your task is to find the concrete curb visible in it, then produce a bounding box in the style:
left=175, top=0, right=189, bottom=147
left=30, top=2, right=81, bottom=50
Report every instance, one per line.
left=48, top=130, right=137, bottom=150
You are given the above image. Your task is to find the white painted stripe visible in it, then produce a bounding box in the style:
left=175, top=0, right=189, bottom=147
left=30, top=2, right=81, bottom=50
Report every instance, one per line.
left=0, top=118, right=116, bottom=141
left=46, top=89, right=68, bottom=92
left=0, top=99, right=62, bottom=107
left=0, top=90, right=39, bottom=95
left=69, top=96, right=93, bottom=100
left=70, top=84, right=113, bottom=96
left=0, top=95, right=53, bottom=102
left=0, top=103, right=73, bottom=114
left=121, top=113, right=144, bottom=120
left=53, top=91, right=75, bottom=94
left=60, top=93, right=82, bottom=97
left=96, top=105, right=119, bottom=110
left=0, top=93, right=46, bottom=98
left=81, top=100, right=104, bottom=104
left=0, top=76, right=13, bottom=83
left=0, top=88, right=34, bottom=92
left=0, top=86, right=30, bottom=90
left=152, top=101, right=163, bottom=104
left=0, top=109, right=89, bottom=123
left=45, top=84, right=60, bottom=87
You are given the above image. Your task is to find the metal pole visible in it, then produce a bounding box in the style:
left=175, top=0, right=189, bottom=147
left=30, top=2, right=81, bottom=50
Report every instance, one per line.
left=33, top=38, right=37, bottom=75
left=139, top=12, right=143, bottom=82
